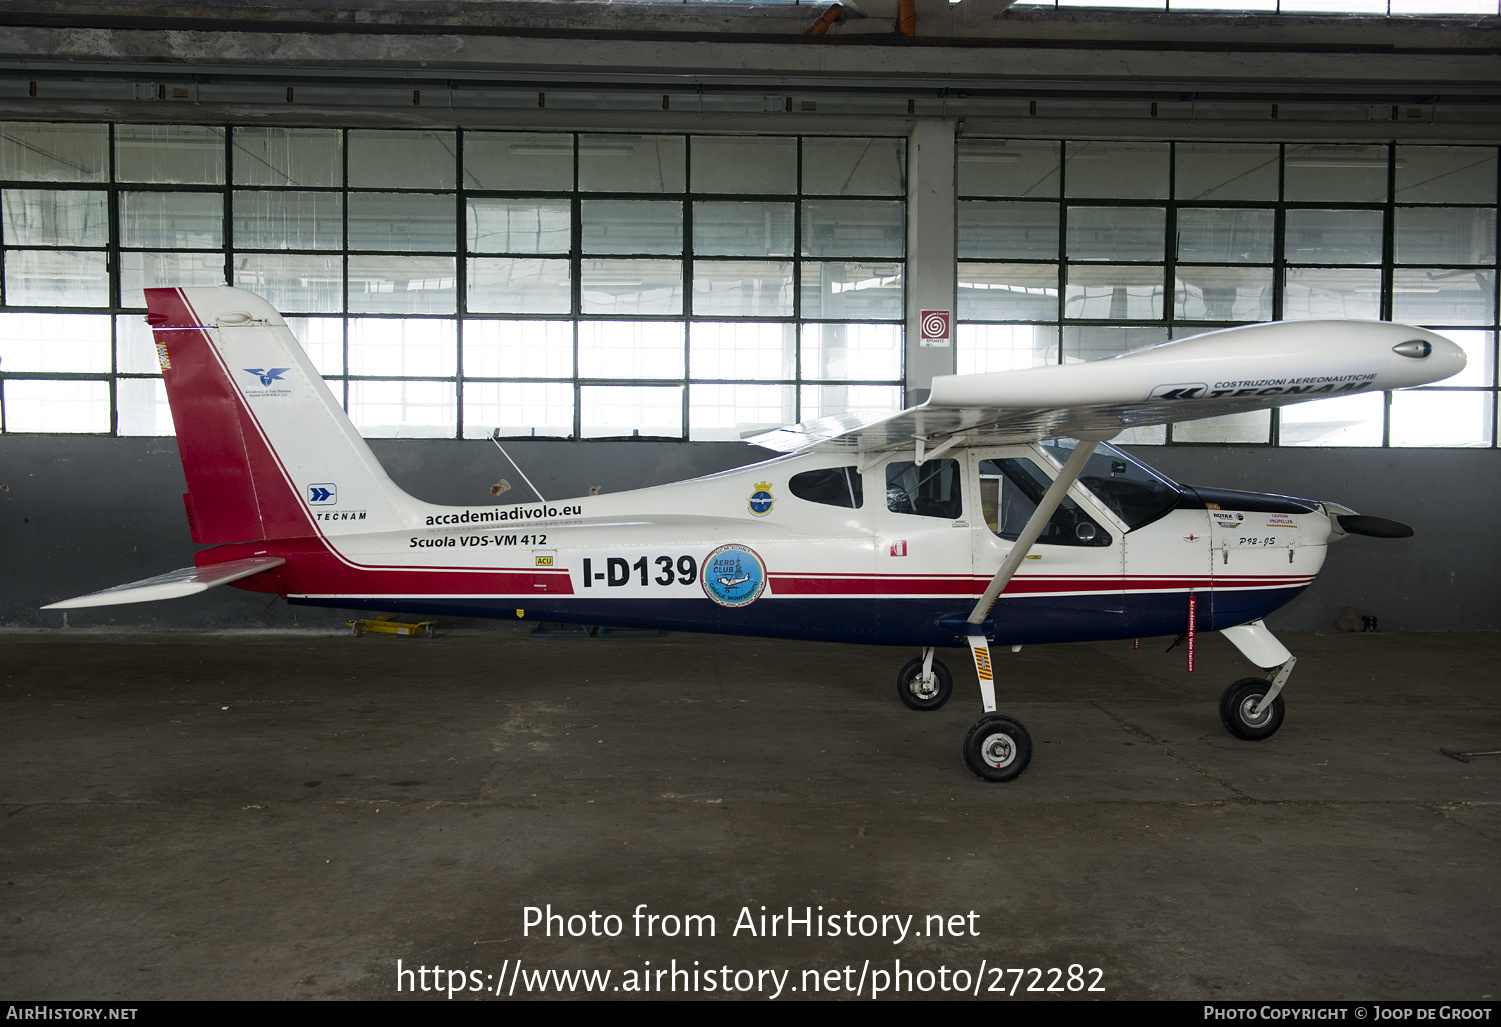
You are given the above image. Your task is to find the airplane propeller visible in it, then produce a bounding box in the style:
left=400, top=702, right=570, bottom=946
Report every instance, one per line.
left=1329, top=513, right=1414, bottom=539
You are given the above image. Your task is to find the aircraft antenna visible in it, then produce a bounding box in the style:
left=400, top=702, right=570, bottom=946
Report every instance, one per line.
left=489, top=433, right=547, bottom=503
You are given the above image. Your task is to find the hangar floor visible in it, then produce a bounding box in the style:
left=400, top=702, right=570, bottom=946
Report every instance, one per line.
left=1, top=626, right=1497, bottom=1001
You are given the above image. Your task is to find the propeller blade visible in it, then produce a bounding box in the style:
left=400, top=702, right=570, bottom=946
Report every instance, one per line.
left=1334, top=514, right=1413, bottom=539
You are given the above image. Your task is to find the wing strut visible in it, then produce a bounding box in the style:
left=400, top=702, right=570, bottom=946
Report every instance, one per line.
left=966, top=437, right=1103, bottom=627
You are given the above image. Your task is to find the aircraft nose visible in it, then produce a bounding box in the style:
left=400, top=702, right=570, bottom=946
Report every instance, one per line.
left=1394, top=327, right=1467, bottom=384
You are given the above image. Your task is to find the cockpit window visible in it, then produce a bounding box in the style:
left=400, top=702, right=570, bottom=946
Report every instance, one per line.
left=1041, top=439, right=1181, bottom=531
left=886, top=460, right=962, bottom=520
left=789, top=466, right=864, bottom=509
left=979, top=458, right=1111, bottom=547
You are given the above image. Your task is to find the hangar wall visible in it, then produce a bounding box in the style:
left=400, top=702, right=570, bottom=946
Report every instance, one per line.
left=0, top=1, right=1497, bottom=633
left=2, top=434, right=1494, bottom=632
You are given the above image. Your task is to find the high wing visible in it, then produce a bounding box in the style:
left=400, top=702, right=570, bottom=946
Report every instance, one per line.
left=747, top=320, right=1465, bottom=455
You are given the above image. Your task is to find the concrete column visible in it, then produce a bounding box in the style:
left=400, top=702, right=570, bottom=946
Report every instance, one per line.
left=904, top=118, right=957, bottom=407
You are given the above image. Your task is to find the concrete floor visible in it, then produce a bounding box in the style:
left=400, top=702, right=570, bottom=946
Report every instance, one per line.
left=1, top=625, right=1497, bottom=1001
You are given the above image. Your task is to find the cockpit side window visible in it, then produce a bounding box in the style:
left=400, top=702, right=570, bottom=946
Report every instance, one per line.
left=979, top=458, right=1112, bottom=547
left=1040, top=439, right=1181, bottom=531
left=886, top=459, right=962, bottom=520
left=789, top=466, right=864, bottom=509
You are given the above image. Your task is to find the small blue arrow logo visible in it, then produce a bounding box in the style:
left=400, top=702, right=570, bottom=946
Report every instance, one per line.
left=244, top=367, right=291, bottom=387
left=307, top=484, right=336, bottom=505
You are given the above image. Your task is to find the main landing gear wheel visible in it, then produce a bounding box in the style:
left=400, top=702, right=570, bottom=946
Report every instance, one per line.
left=896, top=657, right=953, bottom=712
left=962, top=714, right=1032, bottom=782
left=1219, top=677, right=1285, bottom=741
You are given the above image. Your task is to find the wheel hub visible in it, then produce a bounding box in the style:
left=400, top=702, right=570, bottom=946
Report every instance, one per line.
left=1238, top=694, right=1271, bottom=727
left=908, top=674, right=938, bottom=700
left=981, top=732, right=1015, bottom=768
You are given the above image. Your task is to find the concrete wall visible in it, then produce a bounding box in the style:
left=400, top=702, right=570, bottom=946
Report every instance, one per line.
left=2, top=434, right=1495, bottom=631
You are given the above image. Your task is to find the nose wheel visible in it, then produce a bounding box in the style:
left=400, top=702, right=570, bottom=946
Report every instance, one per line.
left=1220, top=677, right=1285, bottom=740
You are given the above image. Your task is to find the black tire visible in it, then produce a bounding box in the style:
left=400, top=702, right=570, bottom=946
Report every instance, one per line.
left=895, top=657, right=953, bottom=712
left=962, top=715, right=1032, bottom=782
left=1219, top=677, right=1285, bottom=741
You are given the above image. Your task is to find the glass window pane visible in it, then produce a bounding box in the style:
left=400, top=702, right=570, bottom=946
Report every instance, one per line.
left=466, top=199, right=570, bottom=254
left=463, top=320, right=573, bottom=379
left=1427, top=329, right=1494, bottom=388
left=1279, top=391, right=1384, bottom=447
left=233, top=254, right=342, bottom=313
left=801, top=200, right=904, bottom=258
left=801, top=323, right=901, bottom=381
left=0, top=122, right=108, bottom=182
left=1174, top=143, right=1280, bottom=201
left=1279, top=0, right=1387, bottom=10
left=347, top=130, right=456, bottom=189
left=115, top=125, right=225, bottom=185
left=463, top=132, right=573, bottom=192
left=1171, top=409, right=1271, bottom=444
left=689, top=383, right=796, bottom=441
left=578, top=135, right=685, bottom=193
left=233, top=191, right=343, bottom=250
left=579, top=259, right=683, bottom=315
left=120, top=191, right=223, bottom=249
left=1284, top=209, right=1385, bottom=264
left=958, top=201, right=1059, bottom=260
left=4, top=250, right=109, bottom=307
left=117, top=377, right=175, bottom=437
left=1394, top=207, right=1496, bottom=264
left=348, top=380, right=456, bottom=438
left=578, top=321, right=685, bottom=379
left=467, top=257, right=571, bottom=315
left=799, top=384, right=902, bottom=420
left=957, top=263, right=1059, bottom=321
left=2, top=189, right=108, bottom=247
left=2, top=379, right=109, bottom=433
left=801, top=261, right=903, bottom=320
left=1065, top=141, right=1169, bottom=199
left=689, top=322, right=795, bottom=380
left=957, top=139, right=1059, bottom=199
left=580, top=384, right=683, bottom=438
left=1064, top=266, right=1165, bottom=320
left=1390, top=389, right=1492, bottom=447
left=1284, top=145, right=1389, bottom=202
left=1282, top=268, right=1383, bottom=319
left=0, top=312, right=110, bottom=371
left=956, top=323, right=1060, bottom=374
left=347, top=193, right=455, bottom=252
left=1389, top=0, right=1499, bottom=13
left=690, top=136, right=796, bottom=195
left=463, top=381, right=574, bottom=439
left=284, top=316, right=345, bottom=375
left=581, top=200, right=682, bottom=255
left=232, top=127, right=342, bottom=188
left=692, top=260, right=793, bottom=317
left=1066, top=207, right=1165, bottom=261
left=1391, top=269, right=1495, bottom=326
left=1062, top=326, right=1169, bottom=363
left=692, top=201, right=795, bottom=257
left=1176, top=208, right=1274, bottom=263
left=801, top=138, right=906, bottom=196
left=347, top=256, right=455, bottom=315
left=347, top=318, right=456, bottom=377
left=1174, top=268, right=1274, bottom=322
left=1394, top=146, right=1497, bottom=204
left=116, top=314, right=160, bottom=373
left=120, top=251, right=226, bottom=308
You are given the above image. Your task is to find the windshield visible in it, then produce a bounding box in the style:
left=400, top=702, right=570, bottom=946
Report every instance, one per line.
left=1040, top=439, right=1182, bottom=531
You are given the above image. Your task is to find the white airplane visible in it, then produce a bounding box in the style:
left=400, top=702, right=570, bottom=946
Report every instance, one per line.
left=46, top=287, right=1465, bottom=782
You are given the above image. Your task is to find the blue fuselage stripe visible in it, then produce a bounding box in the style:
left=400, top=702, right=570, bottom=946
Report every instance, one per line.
left=291, top=587, right=1307, bottom=647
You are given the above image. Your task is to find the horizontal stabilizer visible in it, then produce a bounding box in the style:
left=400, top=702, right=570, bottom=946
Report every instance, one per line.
left=42, top=557, right=286, bottom=610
